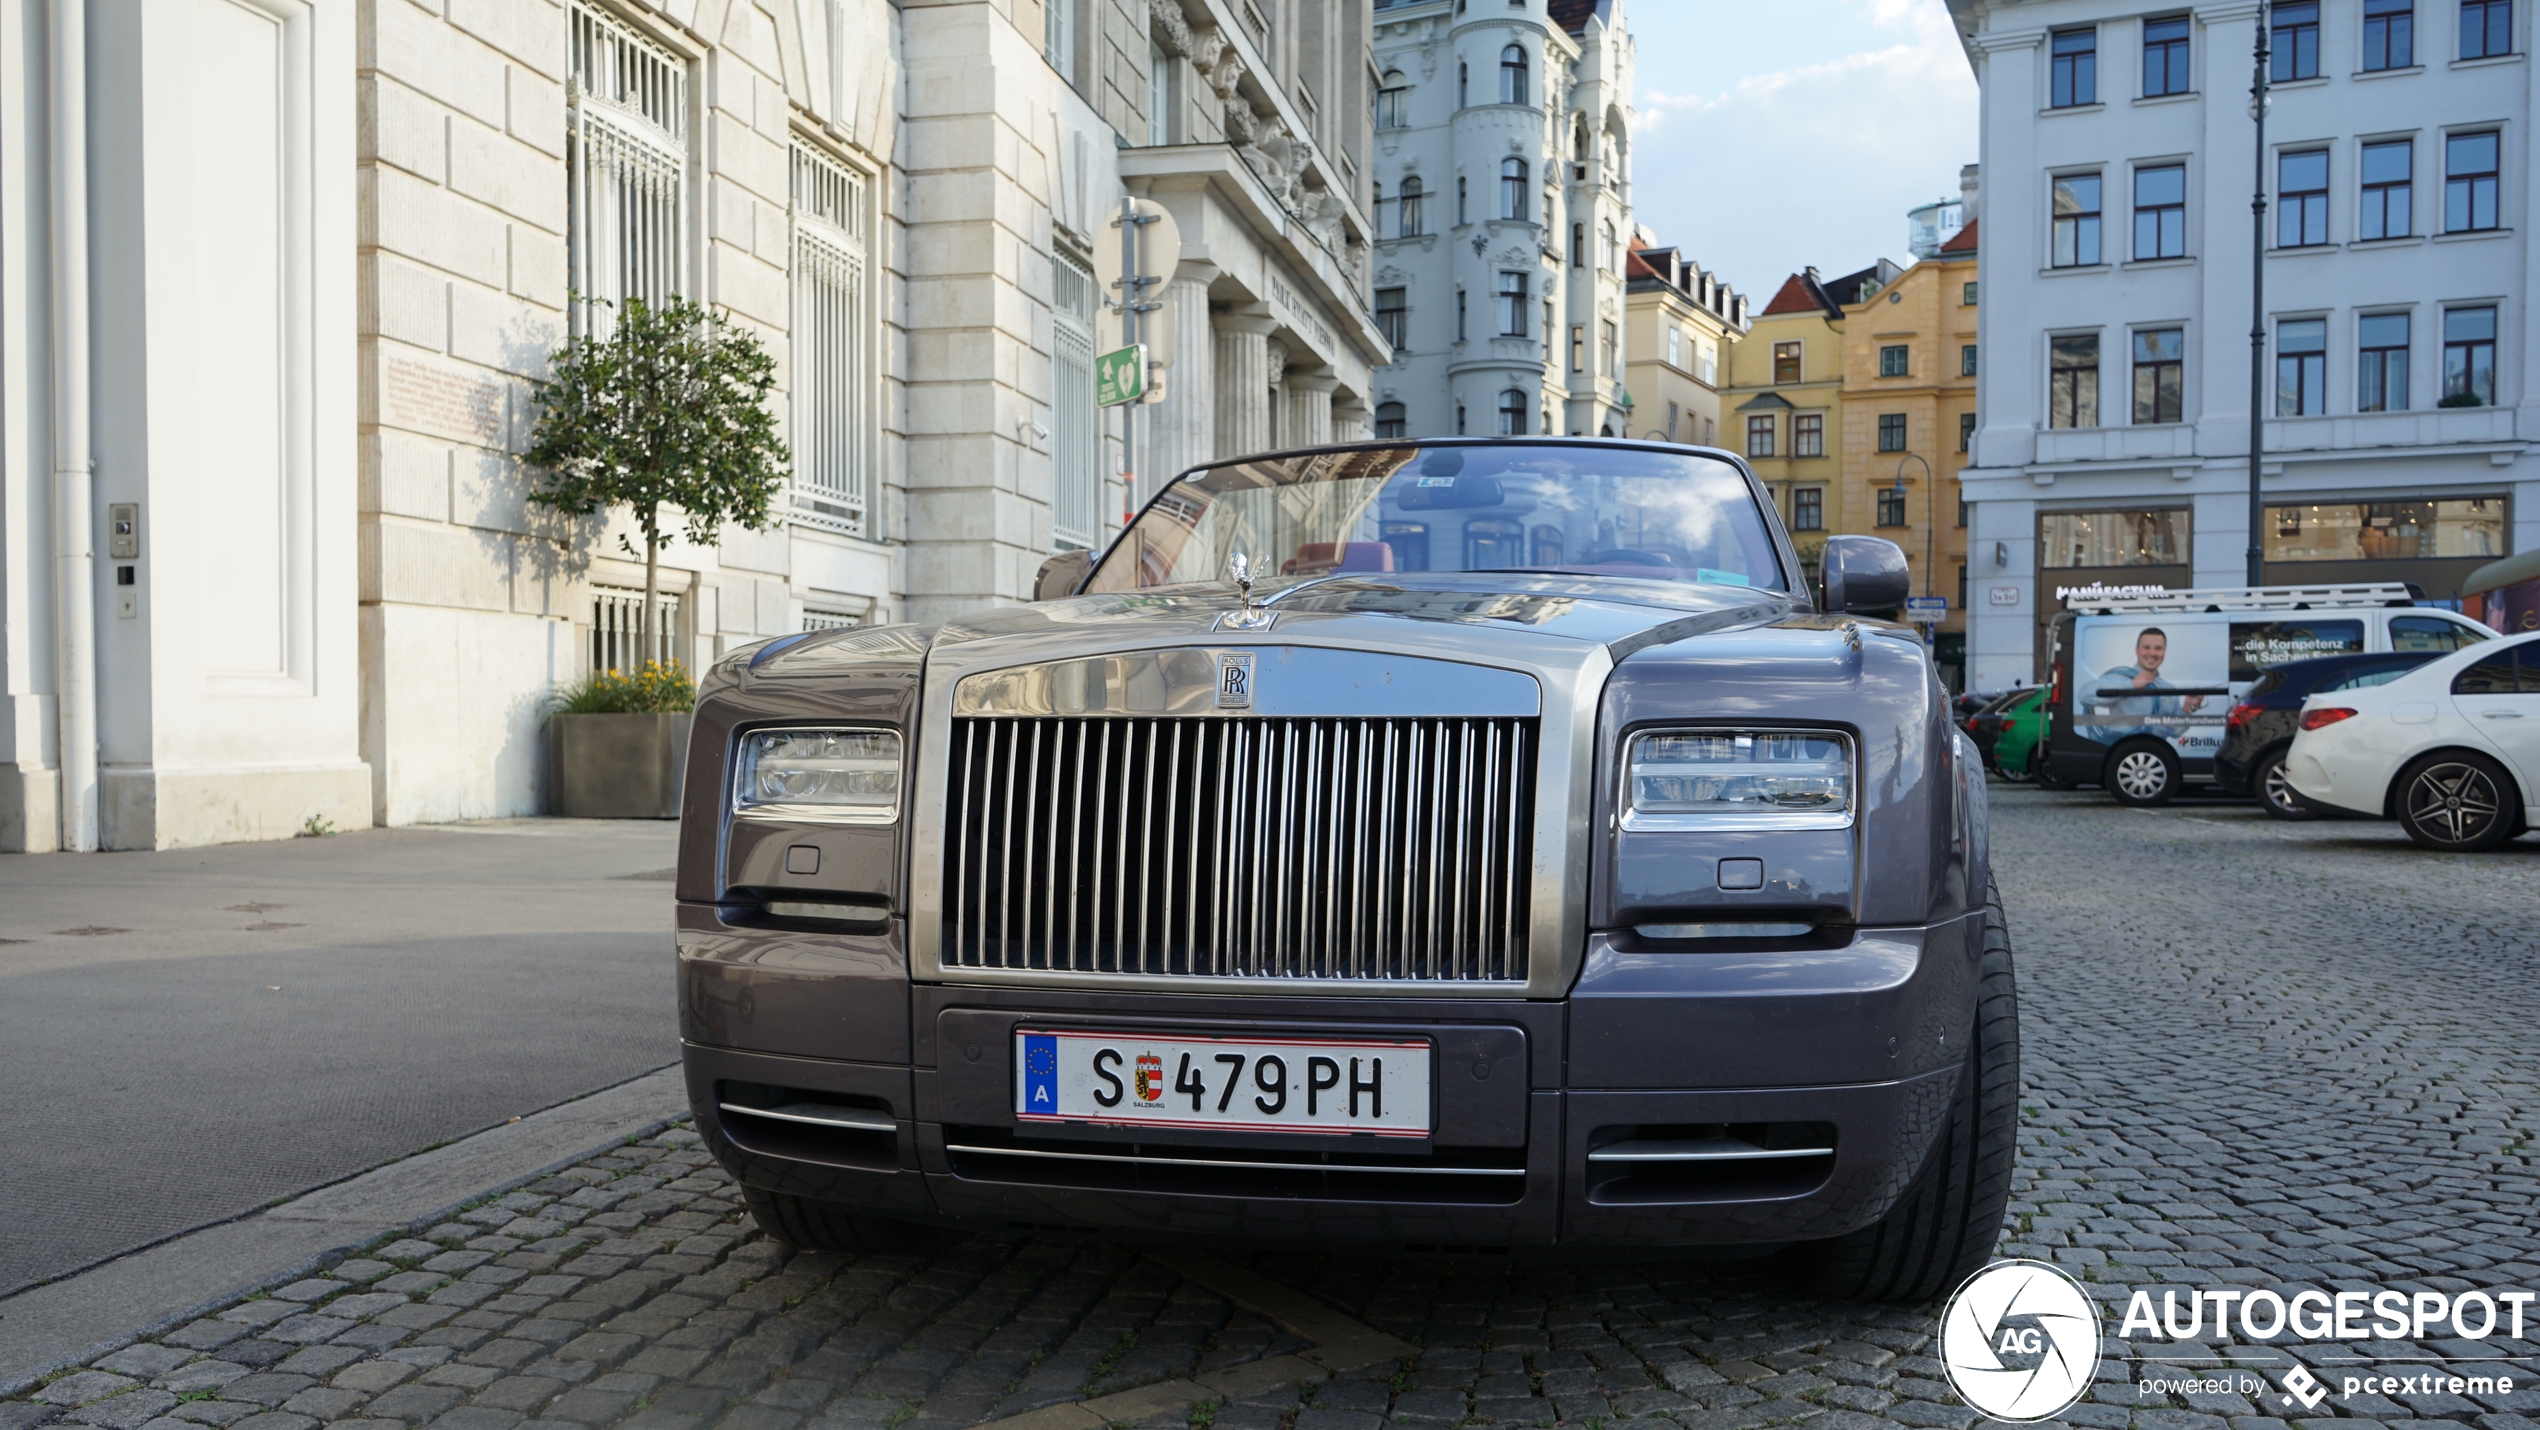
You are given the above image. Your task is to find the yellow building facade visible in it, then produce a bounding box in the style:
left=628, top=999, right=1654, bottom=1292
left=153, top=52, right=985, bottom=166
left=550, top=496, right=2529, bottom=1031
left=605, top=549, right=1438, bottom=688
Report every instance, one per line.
left=1622, top=240, right=1747, bottom=448
left=1836, top=224, right=1978, bottom=669
left=1715, top=262, right=1897, bottom=576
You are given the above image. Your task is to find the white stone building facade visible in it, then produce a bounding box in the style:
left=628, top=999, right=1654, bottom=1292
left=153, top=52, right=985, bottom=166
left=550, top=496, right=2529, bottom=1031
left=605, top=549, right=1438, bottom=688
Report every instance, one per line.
left=1363, top=0, right=1632, bottom=440
left=1949, top=0, right=2540, bottom=689
left=0, top=0, right=1380, bottom=851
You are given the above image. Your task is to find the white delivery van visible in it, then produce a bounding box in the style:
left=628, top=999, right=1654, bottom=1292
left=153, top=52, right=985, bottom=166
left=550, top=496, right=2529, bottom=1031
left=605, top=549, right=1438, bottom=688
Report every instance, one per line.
left=2037, top=583, right=2493, bottom=805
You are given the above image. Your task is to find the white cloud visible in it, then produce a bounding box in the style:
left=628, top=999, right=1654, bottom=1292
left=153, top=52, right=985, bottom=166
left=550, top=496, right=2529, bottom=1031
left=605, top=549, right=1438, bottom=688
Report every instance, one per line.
left=1627, top=0, right=1978, bottom=300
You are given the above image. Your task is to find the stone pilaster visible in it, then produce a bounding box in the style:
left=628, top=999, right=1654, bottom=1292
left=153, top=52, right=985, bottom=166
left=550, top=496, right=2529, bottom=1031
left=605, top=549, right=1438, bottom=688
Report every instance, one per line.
left=1286, top=372, right=1339, bottom=448
left=1143, top=262, right=1222, bottom=490
left=1212, top=311, right=1278, bottom=459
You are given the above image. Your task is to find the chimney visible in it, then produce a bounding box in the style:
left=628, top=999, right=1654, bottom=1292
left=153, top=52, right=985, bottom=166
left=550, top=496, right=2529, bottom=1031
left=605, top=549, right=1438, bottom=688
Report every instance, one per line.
left=1959, top=163, right=1981, bottom=225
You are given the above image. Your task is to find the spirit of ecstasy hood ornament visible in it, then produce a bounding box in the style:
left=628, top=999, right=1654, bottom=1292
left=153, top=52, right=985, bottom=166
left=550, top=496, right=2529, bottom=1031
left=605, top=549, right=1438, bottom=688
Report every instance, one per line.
left=1221, top=551, right=1275, bottom=630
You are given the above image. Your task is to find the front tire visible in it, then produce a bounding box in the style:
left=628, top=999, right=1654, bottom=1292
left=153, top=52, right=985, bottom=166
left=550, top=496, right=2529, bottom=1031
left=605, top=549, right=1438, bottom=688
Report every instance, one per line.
left=1808, top=879, right=2018, bottom=1302
left=2254, top=749, right=2316, bottom=821
left=2105, top=740, right=2180, bottom=806
left=2393, top=752, right=2521, bottom=852
left=741, top=1186, right=961, bottom=1256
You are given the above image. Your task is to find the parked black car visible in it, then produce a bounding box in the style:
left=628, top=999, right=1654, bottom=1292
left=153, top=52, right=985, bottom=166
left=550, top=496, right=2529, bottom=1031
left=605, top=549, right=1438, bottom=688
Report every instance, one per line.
left=2215, top=650, right=2441, bottom=817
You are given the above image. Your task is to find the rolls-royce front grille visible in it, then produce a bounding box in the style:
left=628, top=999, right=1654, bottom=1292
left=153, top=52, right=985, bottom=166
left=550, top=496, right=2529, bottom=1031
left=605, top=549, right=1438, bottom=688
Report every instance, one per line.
left=943, top=716, right=1535, bottom=982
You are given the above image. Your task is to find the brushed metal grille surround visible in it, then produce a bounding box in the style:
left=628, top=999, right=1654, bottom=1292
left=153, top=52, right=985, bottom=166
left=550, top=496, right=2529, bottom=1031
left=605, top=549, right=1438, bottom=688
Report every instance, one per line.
left=943, top=715, right=1535, bottom=982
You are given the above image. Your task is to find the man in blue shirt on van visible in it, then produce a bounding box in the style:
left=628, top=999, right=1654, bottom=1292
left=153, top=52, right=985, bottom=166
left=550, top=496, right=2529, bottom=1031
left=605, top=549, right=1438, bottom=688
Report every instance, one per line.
left=2080, top=626, right=2204, bottom=743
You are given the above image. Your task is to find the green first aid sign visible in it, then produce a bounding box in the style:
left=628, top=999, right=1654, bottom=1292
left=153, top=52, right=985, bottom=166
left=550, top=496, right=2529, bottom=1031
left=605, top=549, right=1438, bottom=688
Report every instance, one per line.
left=1096, top=345, right=1147, bottom=407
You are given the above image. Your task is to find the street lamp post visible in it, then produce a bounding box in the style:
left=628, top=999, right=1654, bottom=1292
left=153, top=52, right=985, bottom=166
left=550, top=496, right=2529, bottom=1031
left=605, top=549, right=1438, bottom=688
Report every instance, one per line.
left=1893, top=450, right=1935, bottom=644
left=2246, top=4, right=2272, bottom=587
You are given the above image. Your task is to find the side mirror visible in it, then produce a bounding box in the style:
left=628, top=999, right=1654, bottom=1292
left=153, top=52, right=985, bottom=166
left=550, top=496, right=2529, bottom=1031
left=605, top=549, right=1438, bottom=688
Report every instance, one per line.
left=1033, top=550, right=1092, bottom=602
left=1819, top=535, right=1911, bottom=616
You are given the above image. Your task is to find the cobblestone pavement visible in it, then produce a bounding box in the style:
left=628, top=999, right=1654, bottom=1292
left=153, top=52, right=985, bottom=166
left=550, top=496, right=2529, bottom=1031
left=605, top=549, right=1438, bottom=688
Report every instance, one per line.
left=7, top=789, right=2538, bottom=1430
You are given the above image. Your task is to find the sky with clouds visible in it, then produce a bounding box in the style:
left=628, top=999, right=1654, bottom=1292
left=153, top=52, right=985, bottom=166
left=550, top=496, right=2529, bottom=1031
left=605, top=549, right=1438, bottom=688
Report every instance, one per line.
left=1626, top=0, right=1979, bottom=303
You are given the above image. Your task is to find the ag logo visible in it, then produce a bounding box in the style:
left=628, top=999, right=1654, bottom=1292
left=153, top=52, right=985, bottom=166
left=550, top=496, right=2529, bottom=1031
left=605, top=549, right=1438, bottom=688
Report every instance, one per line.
left=1939, top=1259, right=2101, bottom=1422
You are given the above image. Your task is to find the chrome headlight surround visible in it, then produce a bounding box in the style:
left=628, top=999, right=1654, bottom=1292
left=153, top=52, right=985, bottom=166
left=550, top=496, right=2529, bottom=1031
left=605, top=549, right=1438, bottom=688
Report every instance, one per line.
left=1619, top=727, right=1856, bottom=832
left=731, top=726, right=905, bottom=824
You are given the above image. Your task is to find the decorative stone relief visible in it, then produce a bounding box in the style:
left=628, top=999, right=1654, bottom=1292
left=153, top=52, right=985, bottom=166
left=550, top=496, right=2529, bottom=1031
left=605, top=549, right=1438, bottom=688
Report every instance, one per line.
left=1149, top=0, right=1193, bottom=57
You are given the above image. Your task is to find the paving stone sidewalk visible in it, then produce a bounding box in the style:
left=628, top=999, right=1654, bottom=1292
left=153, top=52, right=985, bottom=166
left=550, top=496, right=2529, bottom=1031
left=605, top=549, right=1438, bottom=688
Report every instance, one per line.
left=4, top=793, right=2536, bottom=1430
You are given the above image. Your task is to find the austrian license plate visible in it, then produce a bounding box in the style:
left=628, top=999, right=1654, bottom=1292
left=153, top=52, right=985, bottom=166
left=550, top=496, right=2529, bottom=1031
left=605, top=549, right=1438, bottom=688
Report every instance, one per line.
left=1014, top=1029, right=1432, bottom=1137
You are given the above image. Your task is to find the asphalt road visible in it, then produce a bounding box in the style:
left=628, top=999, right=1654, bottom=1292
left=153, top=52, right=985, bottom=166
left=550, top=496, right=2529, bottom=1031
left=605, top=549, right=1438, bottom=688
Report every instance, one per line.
left=0, top=820, right=682, bottom=1298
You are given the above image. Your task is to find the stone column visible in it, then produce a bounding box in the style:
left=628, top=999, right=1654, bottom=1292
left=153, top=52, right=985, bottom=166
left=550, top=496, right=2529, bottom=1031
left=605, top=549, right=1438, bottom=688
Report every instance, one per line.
left=1142, top=261, right=1221, bottom=492
left=1285, top=371, right=1339, bottom=448
left=1212, top=310, right=1277, bottom=459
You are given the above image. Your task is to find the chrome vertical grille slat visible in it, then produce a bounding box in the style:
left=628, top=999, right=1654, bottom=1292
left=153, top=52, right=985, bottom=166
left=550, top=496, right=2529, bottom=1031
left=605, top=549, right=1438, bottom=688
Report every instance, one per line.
left=943, top=716, right=1536, bottom=984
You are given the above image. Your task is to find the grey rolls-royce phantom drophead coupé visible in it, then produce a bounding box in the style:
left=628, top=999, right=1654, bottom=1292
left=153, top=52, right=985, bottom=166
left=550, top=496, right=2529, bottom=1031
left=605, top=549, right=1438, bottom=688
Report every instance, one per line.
left=675, top=437, right=2015, bottom=1300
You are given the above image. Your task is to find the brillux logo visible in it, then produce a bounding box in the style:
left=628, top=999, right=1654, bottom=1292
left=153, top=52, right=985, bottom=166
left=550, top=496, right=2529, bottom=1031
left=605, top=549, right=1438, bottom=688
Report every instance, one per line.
left=1940, top=1260, right=2104, bottom=1423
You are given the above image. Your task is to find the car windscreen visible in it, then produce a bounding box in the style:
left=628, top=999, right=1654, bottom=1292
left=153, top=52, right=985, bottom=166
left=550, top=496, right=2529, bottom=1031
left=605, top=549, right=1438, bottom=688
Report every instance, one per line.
left=1085, top=444, right=1787, bottom=595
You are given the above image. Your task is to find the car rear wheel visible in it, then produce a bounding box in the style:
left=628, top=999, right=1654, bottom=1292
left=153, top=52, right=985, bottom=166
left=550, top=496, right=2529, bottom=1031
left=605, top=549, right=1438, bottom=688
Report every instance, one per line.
left=2394, top=752, right=2522, bottom=853
left=741, top=1186, right=961, bottom=1257
left=2254, top=750, right=2316, bottom=821
left=2105, top=741, right=2180, bottom=806
left=1807, top=877, right=2018, bottom=1303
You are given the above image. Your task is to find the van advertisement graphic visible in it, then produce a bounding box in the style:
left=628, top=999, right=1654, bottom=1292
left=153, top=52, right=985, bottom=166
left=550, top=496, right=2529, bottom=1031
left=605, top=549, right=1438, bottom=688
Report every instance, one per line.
left=2071, top=618, right=2365, bottom=756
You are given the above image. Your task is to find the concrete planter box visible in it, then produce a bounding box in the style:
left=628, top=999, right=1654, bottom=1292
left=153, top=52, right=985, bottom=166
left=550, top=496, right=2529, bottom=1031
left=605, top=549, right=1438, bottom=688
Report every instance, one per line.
left=547, top=712, right=692, bottom=819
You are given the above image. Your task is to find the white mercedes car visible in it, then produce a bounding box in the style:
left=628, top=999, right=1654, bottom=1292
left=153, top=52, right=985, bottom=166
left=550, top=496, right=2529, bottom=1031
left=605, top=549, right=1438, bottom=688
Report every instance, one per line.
left=2286, top=630, right=2539, bottom=852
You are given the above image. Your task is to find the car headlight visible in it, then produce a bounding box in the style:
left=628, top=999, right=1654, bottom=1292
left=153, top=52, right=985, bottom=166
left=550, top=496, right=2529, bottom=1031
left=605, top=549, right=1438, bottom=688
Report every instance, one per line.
left=733, top=728, right=903, bottom=822
left=1621, top=729, right=1855, bottom=831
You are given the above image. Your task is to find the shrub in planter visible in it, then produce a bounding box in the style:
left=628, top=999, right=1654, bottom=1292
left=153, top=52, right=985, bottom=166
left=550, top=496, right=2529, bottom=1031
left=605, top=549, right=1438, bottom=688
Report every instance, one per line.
left=546, top=662, right=697, bottom=818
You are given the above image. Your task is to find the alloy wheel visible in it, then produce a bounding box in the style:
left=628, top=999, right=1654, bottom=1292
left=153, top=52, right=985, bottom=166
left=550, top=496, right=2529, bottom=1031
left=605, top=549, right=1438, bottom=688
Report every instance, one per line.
left=2114, top=750, right=2170, bottom=801
left=2403, top=762, right=2505, bottom=848
left=2259, top=757, right=2312, bottom=819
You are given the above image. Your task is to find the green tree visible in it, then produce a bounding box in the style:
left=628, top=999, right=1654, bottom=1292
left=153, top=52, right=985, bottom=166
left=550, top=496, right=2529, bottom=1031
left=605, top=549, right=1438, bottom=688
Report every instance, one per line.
left=525, top=296, right=789, bottom=663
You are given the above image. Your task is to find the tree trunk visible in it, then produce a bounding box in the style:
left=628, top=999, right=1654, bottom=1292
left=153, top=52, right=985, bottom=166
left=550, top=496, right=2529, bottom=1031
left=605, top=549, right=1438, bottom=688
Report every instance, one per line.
left=641, top=502, right=660, bottom=669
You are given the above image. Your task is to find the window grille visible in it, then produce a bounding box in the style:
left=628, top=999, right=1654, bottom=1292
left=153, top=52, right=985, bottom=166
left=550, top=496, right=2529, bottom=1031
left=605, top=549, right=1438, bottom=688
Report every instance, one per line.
left=790, top=143, right=872, bottom=537
left=1050, top=252, right=1102, bottom=550
left=569, top=5, right=688, bottom=336
left=591, top=585, right=683, bottom=674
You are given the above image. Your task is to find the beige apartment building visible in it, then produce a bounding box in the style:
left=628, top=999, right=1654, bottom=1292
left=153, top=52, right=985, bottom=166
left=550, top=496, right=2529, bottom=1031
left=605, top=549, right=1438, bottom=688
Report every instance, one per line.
left=0, top=0, right=1383, bottom=850
left=1621, top=235, right=1746, bottom=448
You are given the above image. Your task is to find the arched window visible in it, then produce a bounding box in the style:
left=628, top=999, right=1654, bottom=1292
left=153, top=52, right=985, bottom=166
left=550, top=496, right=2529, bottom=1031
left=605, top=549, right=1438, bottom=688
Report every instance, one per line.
left=1375, top=402, right=1407, bottom=440
left=1601, top=219, right=1618, bottom=271
left=1398, top=176, right=1425, bottom=236
left=1376, top=71, right=1409, bottom=129
left=1457, top=61, right=1468, bottom=108
left=1371, top=179, right=1384, bottom=228
left=1500, top=157, right=1528, bottom=220
left=1465, top=519, right=1524, bottom=568
left=1500, top=44, right=1528, bottom=105
left=1572, top=115, right=1590, bottom=162
left=1497, top=388, right=1530, bottom=435
left=1530, top=524, right=1565, bottom=566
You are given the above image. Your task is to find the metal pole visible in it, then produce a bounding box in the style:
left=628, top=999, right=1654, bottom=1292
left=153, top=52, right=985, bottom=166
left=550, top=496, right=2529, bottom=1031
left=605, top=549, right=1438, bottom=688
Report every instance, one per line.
left=2245, top=4, right=2271, bottom=588
left=1896, top=452, right=1934, bottom=646
left=1120, top=201, right=1139, bottom=529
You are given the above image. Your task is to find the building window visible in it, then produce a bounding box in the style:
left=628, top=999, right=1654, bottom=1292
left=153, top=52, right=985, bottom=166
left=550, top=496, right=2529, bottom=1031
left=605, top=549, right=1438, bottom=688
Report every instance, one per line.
left=790, top=144, right=872, bottom=539
left=2050, top=333, right=2100, bottom=428
left=1496, top=271, right=1528, bottom=336
left=1455, top=289, right=1466, bottom=341
left=2443, top=306, right=2498, bottom=406
left=2052, top=173, right=2102, bottom=267
left=1792, top=487, right=1824, bottom=530
left=1570, top=222, right=1584, bottom=267
left=1877, top=487, right=1907, bottom=527
left=2276, top=318, right=2327, bottom=415
left=2360, top=140, right=2413, bottom=240
left=1383, top=520, right=1430, bottom=571
left=2050, top=27, right=2097, bottom=107
left=1377, top=71, right=1409, bottom=128
left=2358, top=312, right=2411, bottom=412
left=2266, top=497, right=2503, bottom=562
left=1959, top=411, right=1977, bottom=451
left=2271, top=2, right=2321, bottom=79
left=2277, top=150, right=2329, bottom=247
left=1457, top=61, right=1467, bottom=109
left=1663, top=400, right=1680, bottom=441
left=1384, top=176, right=1417, bottom=237
left=1376, top=287, right=1408, bottom=349
left=1454, top=403, right=1467, bottom=434
left=1569, top=324, right=1585, bottom=372
left=1600, top=320, right=1618, bottom=375
left=1601, top=220, right=1619, bottom=271
left=1877, top=413, right=1908, bottom=452
left=2134, top=164, right=2186, bottom=259
left=2446, top=131, right=2501, bottom=232
left=1044, top=0, right=1074, bottom=81
left=1664, top=325, right=1682, bottom=368
left=568, top=5, right=689, bottom=337
left=1497, top=388, right=1530, bottom=435
left=1962, top=281, right=1979, bottom=305
left=1464, top=518, right=1523, bottom=568
left=2461, top=0, right=2514, bottom=58
left=2132, top=327, right=2184, bottom=424
left=1793, top=412, right=1824, bottom=457
left=1879, top=344, right=1909, bottom=377
left=1961, top=344, right=1979, bottom=376
left=2143, top=15, right=2192, bottom=95
left=1773, top=341, right=1801, bottom=384
left=2041, top=510, right=2189, bottom=568
left=1531, top=524, right=1565, bottom=565
left=1500, top=157, right=1528, bottom=219
left=1148, top=42, right=1173, bottom=145
left=1700, top=342, right=1717, bottom=384
left=1746, top=414, right=1776, bottom=458
left=1375, top=401, right=1407, bottom=440
left=1456, top=176, right=1468, bottom=225
left=2364, top=0, right=2415, bottom=68
left=1047, top=249, right=1100, bottom=548
left=1499, top=44, right=1528, bottom=105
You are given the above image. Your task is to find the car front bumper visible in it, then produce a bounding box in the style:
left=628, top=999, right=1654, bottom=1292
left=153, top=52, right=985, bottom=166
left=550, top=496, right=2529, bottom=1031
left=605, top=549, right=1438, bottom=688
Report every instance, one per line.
left=676, top=904, right=1985, bottom=1249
